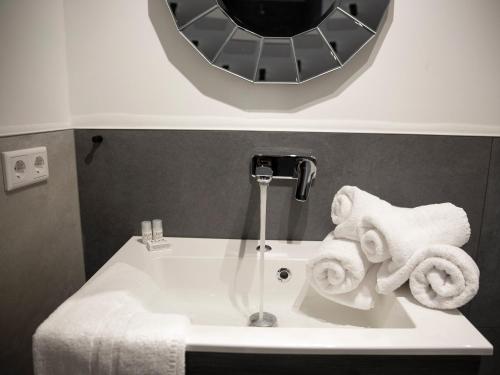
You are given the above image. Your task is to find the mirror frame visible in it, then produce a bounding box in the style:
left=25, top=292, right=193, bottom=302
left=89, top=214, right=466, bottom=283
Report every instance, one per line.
left=166, top=0, right=390, bottom=84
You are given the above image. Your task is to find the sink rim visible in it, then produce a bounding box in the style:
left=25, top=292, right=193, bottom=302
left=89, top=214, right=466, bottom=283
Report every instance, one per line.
left=90, top=236, right=493, bottom=356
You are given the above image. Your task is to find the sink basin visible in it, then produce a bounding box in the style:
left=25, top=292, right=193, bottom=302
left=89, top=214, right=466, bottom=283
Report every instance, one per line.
left=87, top=237, right=492, bottom=355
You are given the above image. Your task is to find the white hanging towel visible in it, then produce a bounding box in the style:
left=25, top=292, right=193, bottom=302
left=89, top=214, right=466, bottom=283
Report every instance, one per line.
left=33, top=263, right=190, bottom=375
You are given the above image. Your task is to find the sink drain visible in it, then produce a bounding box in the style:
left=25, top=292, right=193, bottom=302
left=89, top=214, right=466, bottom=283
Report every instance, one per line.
left=277, top=268, right=292, bottom=282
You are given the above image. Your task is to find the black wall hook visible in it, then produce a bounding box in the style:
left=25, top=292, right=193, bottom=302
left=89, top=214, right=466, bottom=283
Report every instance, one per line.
left=85, top=135, right=104, bottom=164
left=91, top=135, right=104, bottom=144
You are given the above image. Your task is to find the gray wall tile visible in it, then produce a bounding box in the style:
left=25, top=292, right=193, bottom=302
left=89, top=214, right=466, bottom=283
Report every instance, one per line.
left=0, top=130, right=85, bottom=375
left=74, top=130, right=490, bottom=278
left=469, top=138, right=500, bottom=327
left=2, top=129, right=492, bottom=374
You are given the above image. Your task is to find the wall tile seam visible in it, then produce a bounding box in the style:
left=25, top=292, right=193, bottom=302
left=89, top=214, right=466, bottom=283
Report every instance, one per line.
left=68, top=129, right=87, bottom=280
left=5, top=119, right=500, bottom=138
left=0, top=122, right=71, bottom=138
left=474, top=137, right=495, bottom=263
left=71, top=116, right=500, bottom=138
left=72, top=130, right=91, bottom=277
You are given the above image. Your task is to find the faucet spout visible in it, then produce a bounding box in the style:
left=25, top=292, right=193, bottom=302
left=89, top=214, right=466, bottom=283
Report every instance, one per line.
left=295, top=159, right=316, bottom=201
left=255, top=166, right=273, bottom=185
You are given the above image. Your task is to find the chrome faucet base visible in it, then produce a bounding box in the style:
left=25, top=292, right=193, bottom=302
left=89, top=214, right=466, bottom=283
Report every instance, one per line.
left=248, top=312, right=278, bottom=327
left=251, top=154, right=317, bottom=201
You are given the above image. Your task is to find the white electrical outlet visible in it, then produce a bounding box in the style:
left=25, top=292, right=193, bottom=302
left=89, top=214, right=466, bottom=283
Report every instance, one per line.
left=1, top=147, right=49, bottom=191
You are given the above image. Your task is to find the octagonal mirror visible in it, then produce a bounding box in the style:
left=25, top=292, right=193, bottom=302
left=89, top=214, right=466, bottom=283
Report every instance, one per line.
left=166, top=0, right=390, bottom=84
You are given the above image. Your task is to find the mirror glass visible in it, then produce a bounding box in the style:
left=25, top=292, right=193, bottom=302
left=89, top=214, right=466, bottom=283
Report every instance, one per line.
left=167, top=0, right=217, bottom=28
left=257, top=39, right=298, bottom=83
left=218, top=0, right=338, bottom=37
left=293, top=29, right=340, bottom=82
left=318, top=9, right=374, bottom=64
left=338, top=0, right=390, bottom=31
left=182, top=7, right=236, bottom=62
left=213, top=29, right=262, bottom=81
left=166, top=0, right=390, bottom=83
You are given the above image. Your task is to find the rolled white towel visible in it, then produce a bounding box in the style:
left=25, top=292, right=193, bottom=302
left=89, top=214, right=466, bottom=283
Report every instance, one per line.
left=326, top=264, right=380, bottom=310
left=331, top=186, right=391, bottom=241
left=377, top=245, right=479, bottom=310
left=358, top=203, right=470, bottom=267
left=307, top=232, right=371, bottom=296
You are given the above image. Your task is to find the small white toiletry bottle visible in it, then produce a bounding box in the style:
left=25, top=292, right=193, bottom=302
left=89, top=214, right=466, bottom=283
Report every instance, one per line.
left=152, top=219, right=163, bottom=240
left=141, top=220, right=153, bottom=244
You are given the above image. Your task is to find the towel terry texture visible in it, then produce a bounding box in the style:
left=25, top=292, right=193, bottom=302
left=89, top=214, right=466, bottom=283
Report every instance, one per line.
left=324, top=264, right=380, bottom=310
left=307, top=232, right=371, bottom=295
left=33, top=263, right=189, bottom=375
left=358, top=203, right=470, bottom=267
left=331, top=186, right=391, bottom=241
left=376, top=245, right=479, bottom=309
left=324, top=185, right=478, bottom=311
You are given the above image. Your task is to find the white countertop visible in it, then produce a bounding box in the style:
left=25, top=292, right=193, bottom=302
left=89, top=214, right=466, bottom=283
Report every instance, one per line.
left=91, top=237, right=493, bottom=355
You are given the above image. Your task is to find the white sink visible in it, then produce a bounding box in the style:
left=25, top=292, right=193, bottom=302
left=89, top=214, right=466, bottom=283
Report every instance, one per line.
left=88, top=237, right=492, bottom=355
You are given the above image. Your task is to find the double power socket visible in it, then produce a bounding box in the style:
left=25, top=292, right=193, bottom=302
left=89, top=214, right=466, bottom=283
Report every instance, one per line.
left=1, top=147, right=49, bottom=191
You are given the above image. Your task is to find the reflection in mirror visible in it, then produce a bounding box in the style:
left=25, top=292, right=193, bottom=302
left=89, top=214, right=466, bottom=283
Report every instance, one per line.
left=213, top=29, right=262, bottom=81
left=339, top=0, right=390, bottom=31
left=293, top=29, right=340, bottom=82
left=182, top=8, right=236, bottom=62
left=218, top=0, right=338, bottom=37
left=256, top=39, right=298, bottom=83
left=167, top=0, right=217, bottom=28
left=318, top=9, right=374, bottom=64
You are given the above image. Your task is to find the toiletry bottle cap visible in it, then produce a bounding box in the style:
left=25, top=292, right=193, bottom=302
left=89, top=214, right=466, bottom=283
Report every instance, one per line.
left=152, top=219, right=162, bottom=230
left=141, top=220, right=152, bottom=231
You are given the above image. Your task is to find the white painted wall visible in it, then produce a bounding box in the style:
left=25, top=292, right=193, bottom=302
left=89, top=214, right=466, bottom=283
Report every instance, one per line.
left=0, top=0, right=71, bottom=136
left=64, top=0, right=500, bottom=135
left=2, top=1, right=500, bottom=136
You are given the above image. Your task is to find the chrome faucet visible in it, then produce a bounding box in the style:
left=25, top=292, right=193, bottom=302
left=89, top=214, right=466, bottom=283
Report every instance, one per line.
left=251, top=154, right=317, bottom=201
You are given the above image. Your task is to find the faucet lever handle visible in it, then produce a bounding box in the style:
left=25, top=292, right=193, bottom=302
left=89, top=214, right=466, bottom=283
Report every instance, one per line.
left=295, top=159, right=316, bottom=202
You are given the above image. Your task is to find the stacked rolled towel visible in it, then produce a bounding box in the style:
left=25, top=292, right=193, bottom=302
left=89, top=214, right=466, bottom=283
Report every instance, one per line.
left=320, top=264, right=380, bottom=310
left=377, top=245, right=479, bottom=309
left=331, top=186, right=392, bottom=241
left=323, top=185, right=479, bottom=311
left=358, top=202, right=471, bottom=267
left=306, top=232, right=377, bottom=310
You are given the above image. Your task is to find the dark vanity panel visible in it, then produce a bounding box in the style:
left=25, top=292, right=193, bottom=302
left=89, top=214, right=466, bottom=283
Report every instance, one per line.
left=319, top=8, right=374, bottom=64
left=293, top=29, right=341, bottom=81
left=166, top=0, right=217, bottom=28
left=75, top=130, right=490, bottom=278
left=213, top=28, right=262, bottom=81
left=186, top=352, right=481, bottom=375
left=256, top=39, right=298, bottom=82
left=181, top=7, right=236, bottom=62
left=475, top=327, right=500, bottom=375
left=339, top=0, right=391, bottom=31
